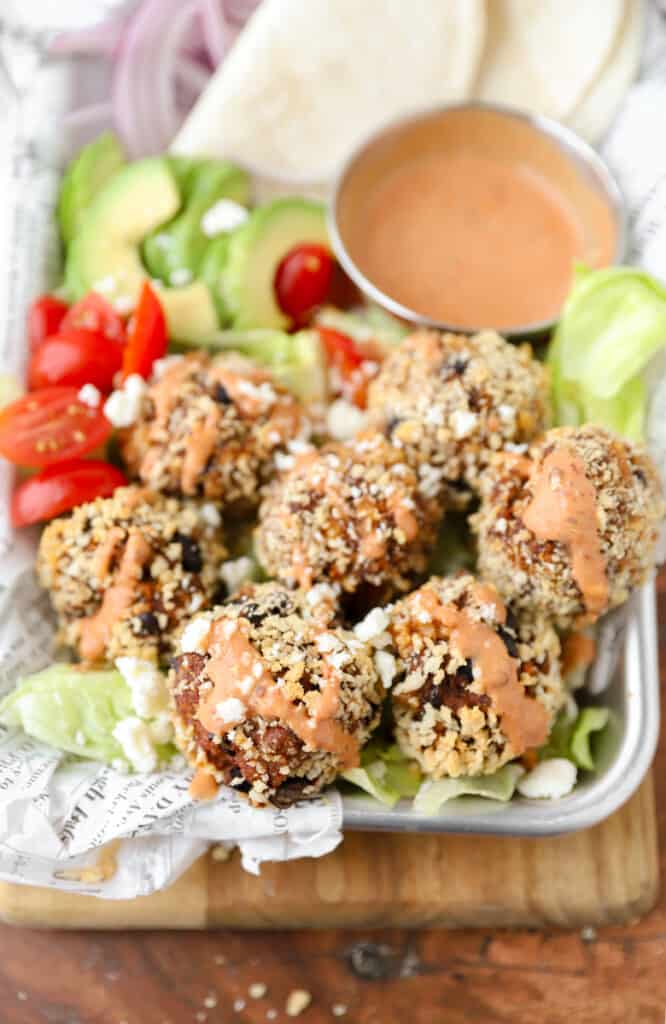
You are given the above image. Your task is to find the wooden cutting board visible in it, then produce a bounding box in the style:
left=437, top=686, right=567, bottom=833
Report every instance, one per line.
left=0, top=774, right=657, bottom=930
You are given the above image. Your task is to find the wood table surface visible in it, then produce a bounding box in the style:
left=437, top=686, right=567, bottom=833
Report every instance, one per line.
left=0, top=575, right=663, bottom=1024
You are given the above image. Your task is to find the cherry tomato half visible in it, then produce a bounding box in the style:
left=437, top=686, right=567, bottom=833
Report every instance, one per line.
left=317, top=327, right=374, bottom=409
left=11, top=459, right=127, bottom=527
left=274, top=244, right=334, bottom=322
left=27, top=295, right=68, bottom=352
left=62, top=292, right=126, bottom=345
left=121, top=282, right=167, bottom=381
left=28, top=329, right=123, bottom=393
left=0, top=387, right=111, bottom=468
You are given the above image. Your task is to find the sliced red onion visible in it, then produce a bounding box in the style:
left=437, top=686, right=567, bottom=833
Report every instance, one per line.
left=112, top=0, right=200, bottom=156
left=49, top=19, right=125, bottom=57
left=176, top=56, right=213, bottom=97
left=200, top=0, right=233, bottom=66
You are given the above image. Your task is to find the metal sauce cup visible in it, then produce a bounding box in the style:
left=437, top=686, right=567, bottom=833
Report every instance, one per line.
left=328, top=102, right=626, bottom=339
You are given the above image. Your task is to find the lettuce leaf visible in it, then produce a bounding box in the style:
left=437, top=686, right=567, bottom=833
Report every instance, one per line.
left=549, top=265, right=666, bottom=438
left=413, top=764, right=525, bottom=815
left=0, top=664, right=133, bottom=763
left=569, top=707, right=610, bottom=771
left=185, top=327, right=328, bottom=402
left=539, top=702, right=609, bottom=770
left=342, top=741, right=421, bottom=805
left=0, top=663, right=176, bottom=770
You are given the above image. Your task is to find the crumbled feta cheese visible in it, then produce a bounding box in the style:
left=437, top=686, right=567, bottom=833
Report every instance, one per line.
left=517, top=758, right=577, bottom=799
left=328, top=648, right=351, bottom=670
left=504, top=442, right=528, bottom=454
left=200, top=502, right=222, bottom=528
left=168, top=267, right=193, bottom=287
left=495, top=517, right=508, bottom=534
left=151, top=354, right=183, bottom=381
left=215, top=697, right=246, bottom=725
left=189, top=593, right=204, bottom=613
left=287, top=438, right=314, bottom=455
left=306, top=582, right=340, bottom=608
left=112, top=717, right=159, bottom=773
left=219, top=556, right=254, bottom=594
left=78, top=383, right=101, bottom=408
left=450, top=409, right=478, bottom=439
left=104, top=374, right=147, bottom=428
left=374, top=650, right=397, bottom=689
left=354, top=607, right=390, bottom=644
left=114, top=295, right=135, bottom=316
left=418, top=463, right=444, bottom=498
left=317, top=633, right=338, bottom=653
left=498, top=404, right=516, bottom=422
left=275, top=452, right=295, bottom=471
left=201, top=199, right=249, bottom=237
left=425, top=405, right=445, bottom=426
left=115, top=657, right=170, bottom=718
left=326, top=398, right=368, bottom=441
left=148, top=713, right=174, bottom=745
left=180, top=616, right=212, bottom=653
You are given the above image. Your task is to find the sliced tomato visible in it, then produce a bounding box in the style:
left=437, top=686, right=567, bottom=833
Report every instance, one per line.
left=27, top=295, right=68, bottom=352
left=62, top=292, right=126, bottom=345
left=121, top=282, right=167, bottom=381
left=0, top=387, right=111, bottom=468
left=11, top=459, right=127, bottom=527
left=274, top=244, right=334, bottom=322
left=28, top=329, right=123, bottom=392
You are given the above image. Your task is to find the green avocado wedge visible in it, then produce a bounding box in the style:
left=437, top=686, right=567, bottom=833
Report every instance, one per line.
left=142, top=159, right=250, bottom=290
left=64, top=157, right=218, bottom=342
left=225, top=198, right=330, bottom=330
left=57, top=132, right=126, bottom=246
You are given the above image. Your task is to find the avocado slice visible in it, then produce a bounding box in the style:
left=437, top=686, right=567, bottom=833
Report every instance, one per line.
left=199, top=234, right=232, bottom=324
left=225, top=198, right=330, bottom=330
left=57, top=132, right=126, bottom=247
left=142, top=159, right=250, bottom=288
left=64, top=157, right=218, bottom=342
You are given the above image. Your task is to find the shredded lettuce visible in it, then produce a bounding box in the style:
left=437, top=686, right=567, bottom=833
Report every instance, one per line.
left=540, top=702, right=609, bottom=770
left=315, top=305, right=408, bottom=351
left=549, top=264, right=666, bottom=439
left=569, top=707, right=610, bottom=771
left=0, top=663, right=175, bottom=770
left=184, top=327, right=328, bottom=402
left=342, top=742, right=421, bottom=805
left=413, top=764, right=525, bottom=815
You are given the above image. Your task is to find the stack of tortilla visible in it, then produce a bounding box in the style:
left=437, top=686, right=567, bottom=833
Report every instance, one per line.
left=172, top=0, right=644, bottom=189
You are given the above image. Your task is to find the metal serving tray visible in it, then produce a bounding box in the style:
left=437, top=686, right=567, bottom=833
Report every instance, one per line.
left=343, top=583, right=660, bottom=835
left=2, top=44, right=660, bottom=844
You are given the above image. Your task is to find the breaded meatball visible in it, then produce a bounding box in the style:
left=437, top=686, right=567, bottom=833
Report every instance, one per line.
left=170, top=582, right=384, bottom=807
left=37, top=486, right=227, bottom=664
left=472, top=426, right=665, bottom=627
left=121, top=351, right=309, bottom=513
left=255, top=432, right=442, bottom=610
left=388, top=575, right=564, bottom=778
left=367, top=330, right=549, bottom=505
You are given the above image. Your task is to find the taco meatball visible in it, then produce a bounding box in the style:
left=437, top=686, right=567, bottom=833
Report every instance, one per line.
left=170, top=582, right=384, bottom=807
left=255, top=432, right=442, bottom=609
left=367, top=329, right=549, bottom=504
left=37, top=486, right=227, bottom=664
left=389, top=574, right=564, bottom=778
left=472, top=425, right=665, bottom=627
left=121, top=351, right=309, bottom=513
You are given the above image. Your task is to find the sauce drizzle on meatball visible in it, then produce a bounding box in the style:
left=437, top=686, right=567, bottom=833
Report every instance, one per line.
left=522, top=447, right=608, bottom=620
left=415, top=587, right=549, bottom=754
left=198, top=619, right=361, bottom=770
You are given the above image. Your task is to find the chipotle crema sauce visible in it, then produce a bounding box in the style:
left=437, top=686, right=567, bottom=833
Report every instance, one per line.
left=340, top=109, right=618, bottom=330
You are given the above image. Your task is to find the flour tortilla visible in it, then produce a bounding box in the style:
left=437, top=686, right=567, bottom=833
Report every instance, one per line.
left=172, top=0, right=486, bottom=183
left=568, top=0, right=644, bottom=143
left=475, top=0, right=624, bottom=120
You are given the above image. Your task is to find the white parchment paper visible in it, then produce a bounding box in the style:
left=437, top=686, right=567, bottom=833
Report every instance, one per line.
left=0, top=3, right=664, bottom=899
